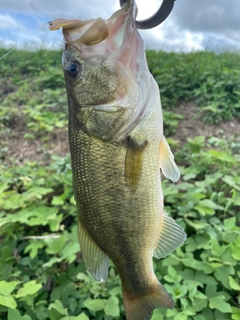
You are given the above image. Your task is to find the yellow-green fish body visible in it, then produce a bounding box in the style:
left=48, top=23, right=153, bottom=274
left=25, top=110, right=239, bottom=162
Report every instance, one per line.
left=50, top=2, right=186, bottom=319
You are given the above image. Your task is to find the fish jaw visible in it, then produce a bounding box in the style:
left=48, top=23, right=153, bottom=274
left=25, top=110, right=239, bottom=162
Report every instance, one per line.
left=49, top=0, right=156, bottom=142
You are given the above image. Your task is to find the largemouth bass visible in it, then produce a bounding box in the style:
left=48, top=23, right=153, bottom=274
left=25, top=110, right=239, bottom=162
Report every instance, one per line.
left=50, top=1, right=186, bottom=319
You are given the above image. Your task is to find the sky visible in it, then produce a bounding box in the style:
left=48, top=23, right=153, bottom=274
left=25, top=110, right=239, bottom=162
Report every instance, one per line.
left=0, top=0, right=240, bottom=53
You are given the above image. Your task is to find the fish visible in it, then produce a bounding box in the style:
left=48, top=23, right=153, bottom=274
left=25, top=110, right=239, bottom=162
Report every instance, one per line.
left=49, top=1, right=186, bottom=319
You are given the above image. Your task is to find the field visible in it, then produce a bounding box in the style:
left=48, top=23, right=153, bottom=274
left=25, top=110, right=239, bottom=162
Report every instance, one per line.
left=0, top=48, right=240, bottom=320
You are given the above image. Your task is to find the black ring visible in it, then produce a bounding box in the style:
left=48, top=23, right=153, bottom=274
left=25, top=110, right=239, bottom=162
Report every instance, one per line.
left=119, top=0, right=175, bottom=29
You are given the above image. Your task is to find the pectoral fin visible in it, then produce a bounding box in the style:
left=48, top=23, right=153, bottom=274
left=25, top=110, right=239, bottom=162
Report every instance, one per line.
left=153, top=211, right=186, bottom=259
left=159, top=136, right=180, bottom=182
left=125, top=137, right=147, bottom=193
left=77, top=219, right=109, bottom=282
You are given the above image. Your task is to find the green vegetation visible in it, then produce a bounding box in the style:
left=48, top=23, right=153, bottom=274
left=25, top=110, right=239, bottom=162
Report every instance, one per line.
left=0, top=48, right=240, bottom=320
left=147, top=50, right=240, bottom=125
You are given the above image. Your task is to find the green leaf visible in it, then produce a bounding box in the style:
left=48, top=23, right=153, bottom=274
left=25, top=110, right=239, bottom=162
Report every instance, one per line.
left=27, top=186, right=53, bottom=199
left=167, top=265, right=176, bottom=277
left=229, top=276, right=240, bottom=290
left=74, top=313, right=90, bottom=320
left=16, top=281, right=42, bottom=298
left=214, top=265, right=234, bottom=289
left=8, top=308, right=32, bottom=320
left=61, top=314, right=90, bottom=320
left=166, top=308, right=178, bottom=317
left=1, top=193, right=23, bottom=210
left=232, top=306, right=240, bottom=319
left=175, top=312, right=188, bottom=320
left=49, top=299, right=68, bottom=316
left=221, top=246, right=237, bottom=266
left=0, top=295, right=17, bottom=308
left=195, top=271, right=217, bottom=285
left=51, top=196, right=64, bottom=206
left=224, top=217, right=236, bottom=230
left=222, top=175, right=240, bottom=191
left=184, top=309, right=196, bottom=316
left=232, top=247, right=240, bottom=261
left=0, top=281, right=20, bottom=295
left=84, top=298, right=106, bottom=312
left=152, top=308, right=165, bottom=320
left=109, top=286, right=121, bottom=296
left=207, top=150, right=235, bottom=163
left=205, top=284, right=218, bottom=298
left=104, top=296, right=120, bottom=317
left=27, top=206, right=59, bottom=226
left=214, top=309, right=232, bottom=320
left=195, top=203, right=214, bottom=215
left=173, top=284, right=188, bottom=298
left=209, top=295, right=232, bottom=313
left=192, top=298, right=208, bottom=312
left=45, top=236, right=66, bottom=254
left=194, top=315, right=206, bottom=320
left=184, top=218, right=209, bottom=230
left=24, top=241, right=44, bottom=259
left=42, top=256, right=64, bottom=268
left=0, top=182, right=9, bottom=192
left=202, top=199, right=224, bottom=210
left=182, top=258, right=213, bottom=274
left=211, top=238, right=227, bottom=256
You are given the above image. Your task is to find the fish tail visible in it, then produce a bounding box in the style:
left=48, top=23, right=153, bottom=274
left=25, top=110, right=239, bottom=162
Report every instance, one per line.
left=122, top=280, right=174, bottom=320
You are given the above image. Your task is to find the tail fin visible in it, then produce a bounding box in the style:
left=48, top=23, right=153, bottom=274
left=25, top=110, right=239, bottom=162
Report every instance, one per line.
left=123, top=281, right=174, bottom=320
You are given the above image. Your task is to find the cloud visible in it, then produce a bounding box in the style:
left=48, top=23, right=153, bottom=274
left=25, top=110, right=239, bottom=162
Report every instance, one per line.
left=0, top=0, right=116, bottom=20
left=0, top=0, right=240, bottom=52
left=0, top=13, right=24, bottom=30
left=168, top=0, right=240, bottom=51
left=172, top=0, right=240, bottom=33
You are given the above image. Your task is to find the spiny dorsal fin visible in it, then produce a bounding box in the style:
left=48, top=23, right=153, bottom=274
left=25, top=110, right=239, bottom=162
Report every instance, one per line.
left=78, top=219, right=109, bottom=282
left=153, top=211, right=186, bottom=259
left=159, top=136, right=180, bottom=182
left=125, top=137, right=147, bottom=193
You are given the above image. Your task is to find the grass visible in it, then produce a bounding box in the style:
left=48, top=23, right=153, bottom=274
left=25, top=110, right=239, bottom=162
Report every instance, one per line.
left=0, top=48, right=240, bottom=320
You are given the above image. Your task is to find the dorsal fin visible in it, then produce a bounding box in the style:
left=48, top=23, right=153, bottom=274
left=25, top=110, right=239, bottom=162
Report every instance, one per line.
left=159, top=136, right=180, bottom=182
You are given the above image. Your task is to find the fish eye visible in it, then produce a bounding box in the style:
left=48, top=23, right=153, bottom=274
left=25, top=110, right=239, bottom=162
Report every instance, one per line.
left=66, top=61, right=82, bottom=78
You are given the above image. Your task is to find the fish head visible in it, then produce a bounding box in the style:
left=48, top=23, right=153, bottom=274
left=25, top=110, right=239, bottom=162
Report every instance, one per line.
left=50, top=0, right=154, bottom=141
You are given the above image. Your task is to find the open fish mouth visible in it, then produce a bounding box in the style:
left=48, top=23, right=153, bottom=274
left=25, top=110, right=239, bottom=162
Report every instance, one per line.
left=49, top=1, right=136, bottom=47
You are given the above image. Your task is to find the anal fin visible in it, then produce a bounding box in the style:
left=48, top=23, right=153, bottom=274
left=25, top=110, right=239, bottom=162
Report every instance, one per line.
left=159, top=136, right=180, bottom=182
left=153, top=211, right=186, bottom=259
left=77, top=219, right=109, bottom=282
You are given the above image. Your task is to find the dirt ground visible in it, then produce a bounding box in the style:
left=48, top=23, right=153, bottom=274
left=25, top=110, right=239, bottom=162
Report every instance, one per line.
left=171, top=101, right=240, bottom=144
left=1, top=101, right=240, bottom=164
left=1, top=128, right=69, bottom=164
